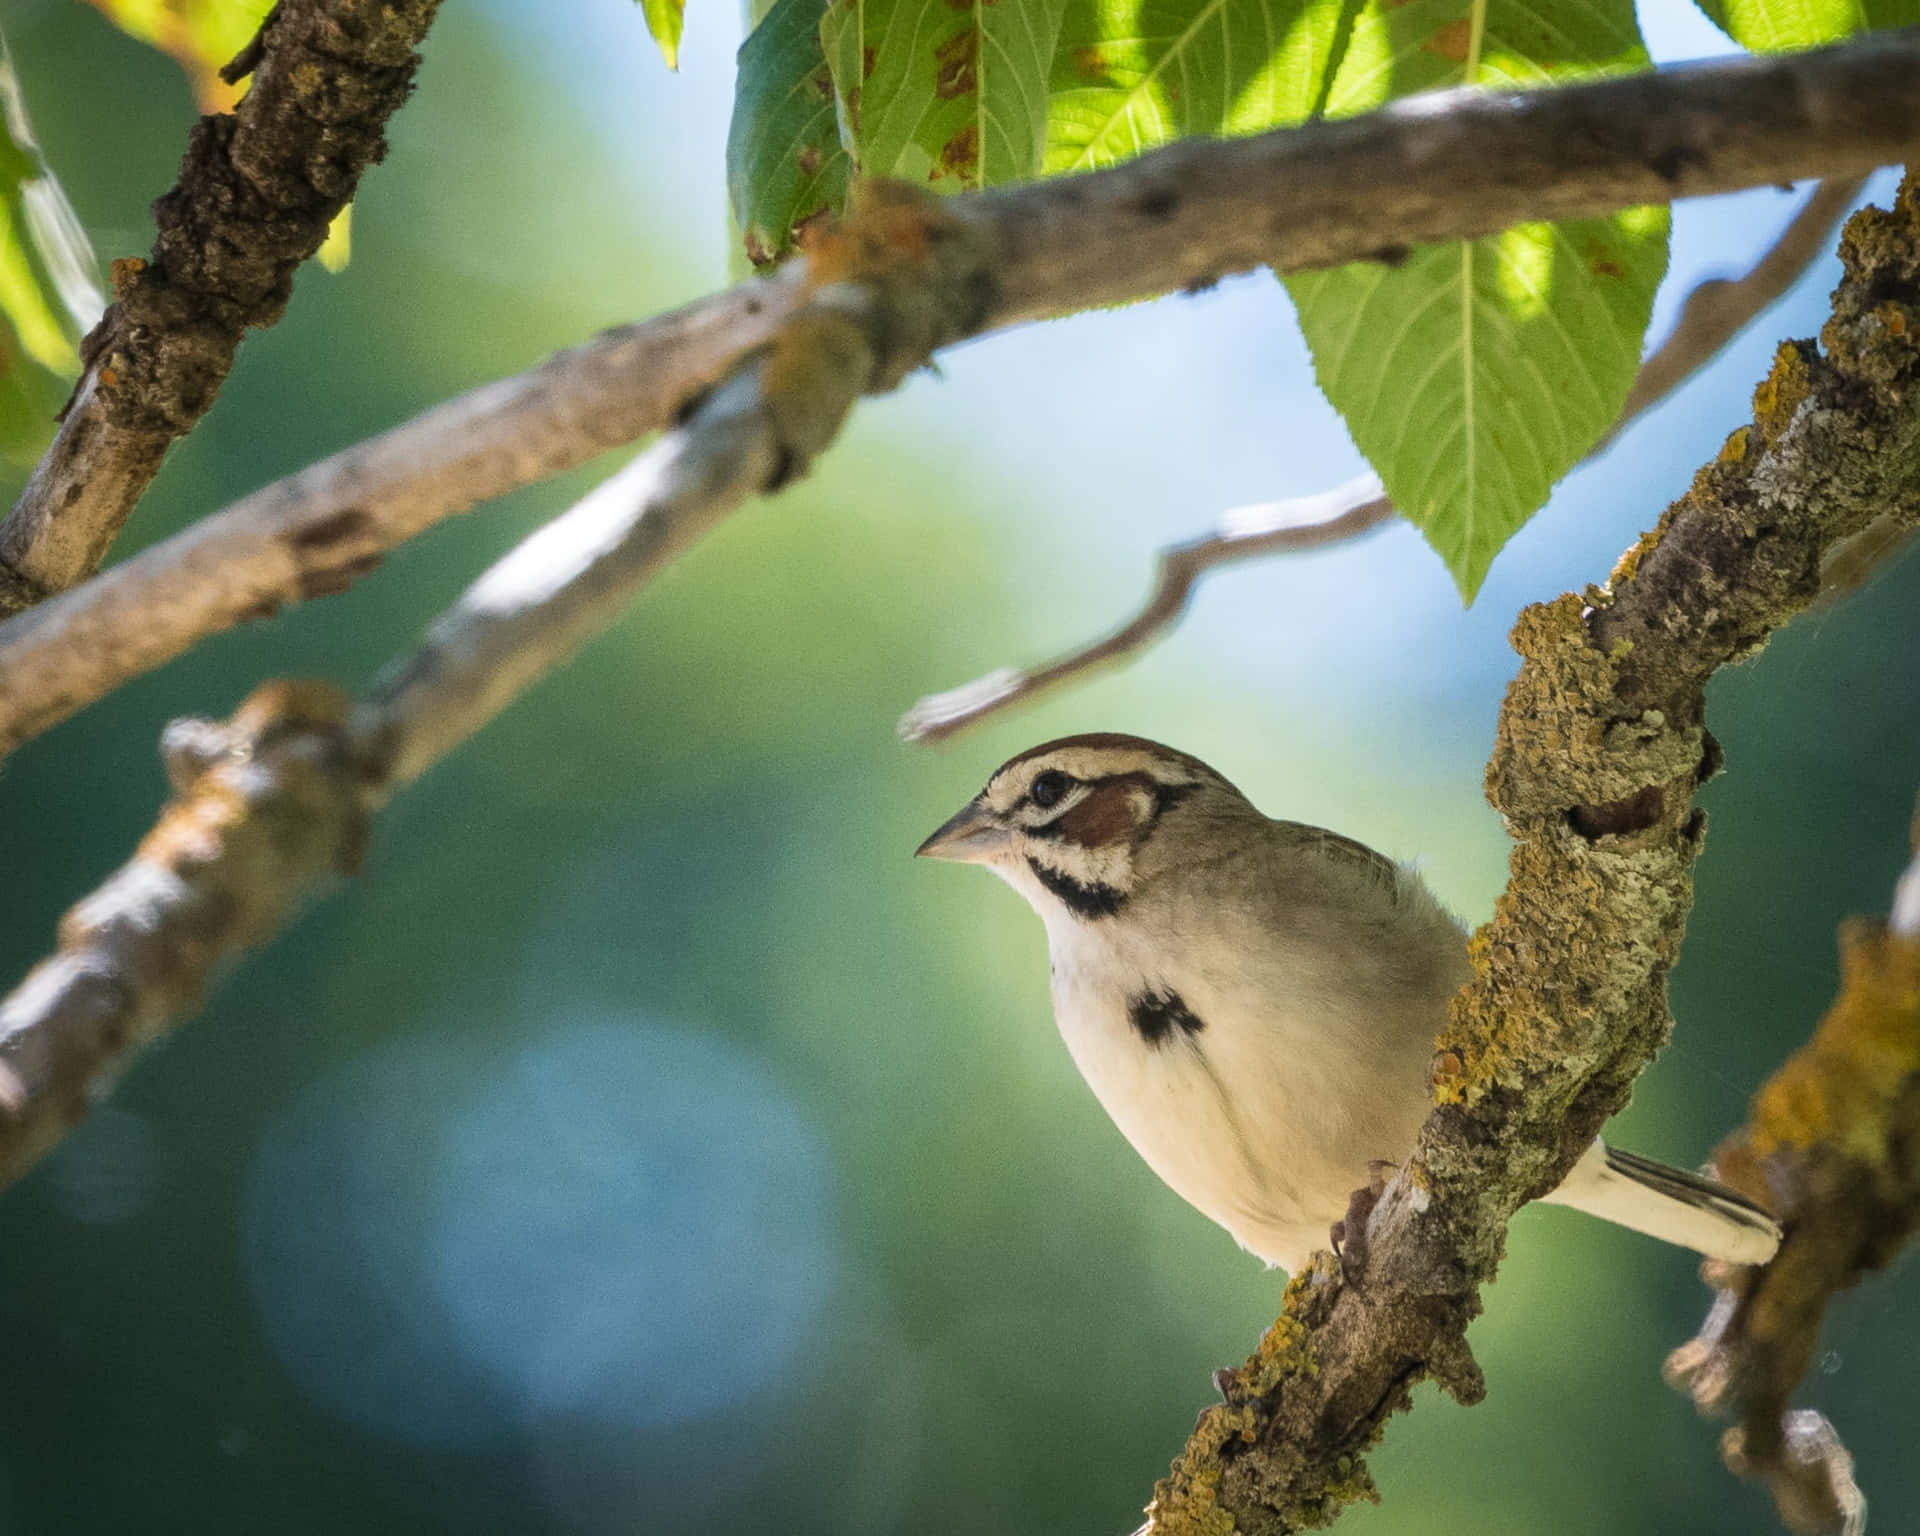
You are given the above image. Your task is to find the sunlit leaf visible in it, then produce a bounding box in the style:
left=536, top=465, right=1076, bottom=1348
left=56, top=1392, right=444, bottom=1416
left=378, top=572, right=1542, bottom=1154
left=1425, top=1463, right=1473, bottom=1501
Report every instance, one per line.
left=727, top=0, right=852, bottom=266
left=1044, top=0, right=1348, bottom=174
left=729, top=0, right=1067, bottom=263
left=80, top=0, right=272, bottom=112
left=1691, top=0, right=1919, bottom=52
left=637, top=0, right=688, bottom=69
left=1280, top=0, right=1665, bottom=598
left=317, top=207, right=352, bottom=274
left=1290, top=210, right=1666, bottom=596
left=818, top=0, right=1068, bottom=192
left=0, top=35, right=105, bottom=465
left=1036, top=0, right=1666, bottom=597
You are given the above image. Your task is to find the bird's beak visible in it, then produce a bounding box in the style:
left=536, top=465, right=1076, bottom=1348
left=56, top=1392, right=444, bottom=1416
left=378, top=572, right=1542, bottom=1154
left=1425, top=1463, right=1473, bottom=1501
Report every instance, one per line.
left=915, top=798, right=1010, bottom=864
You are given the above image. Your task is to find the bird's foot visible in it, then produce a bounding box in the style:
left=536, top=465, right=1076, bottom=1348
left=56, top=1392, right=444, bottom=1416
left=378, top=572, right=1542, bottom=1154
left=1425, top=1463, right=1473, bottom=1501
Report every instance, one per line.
left=1330, top=1162, right=1398, bottom=1285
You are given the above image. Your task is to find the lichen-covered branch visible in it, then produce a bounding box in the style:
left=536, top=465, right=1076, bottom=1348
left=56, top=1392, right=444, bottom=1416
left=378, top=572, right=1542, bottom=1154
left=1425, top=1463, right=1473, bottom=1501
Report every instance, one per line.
left=1, top=34, right=1916, bottom=761
left=1147, top=175, right=1920, bottom=1536
left=899, top=176, right=1866, bottom=744
left=0, top=0, right=443, bottom=608
left=1663, top=809, right=1920, bottom=1535
left=0, top=184, right=994, bottom=1191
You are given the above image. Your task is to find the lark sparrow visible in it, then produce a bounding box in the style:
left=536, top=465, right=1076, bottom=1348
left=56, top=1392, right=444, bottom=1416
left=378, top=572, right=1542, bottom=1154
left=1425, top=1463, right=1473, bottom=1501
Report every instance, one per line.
left=917, top=733, right=1779, bottom=1272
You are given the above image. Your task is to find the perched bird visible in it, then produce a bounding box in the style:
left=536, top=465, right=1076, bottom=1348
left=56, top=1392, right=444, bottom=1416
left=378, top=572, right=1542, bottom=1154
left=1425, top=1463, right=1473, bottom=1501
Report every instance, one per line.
left=916, top=733, right=1780, bottom=1273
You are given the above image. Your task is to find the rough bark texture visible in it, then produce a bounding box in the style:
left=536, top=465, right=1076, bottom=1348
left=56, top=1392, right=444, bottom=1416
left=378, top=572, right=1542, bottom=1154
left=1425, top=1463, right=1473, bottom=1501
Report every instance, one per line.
left=0, top=0, right=442, bottom=605
left=0, top=31, right=1915, bottom=762
left=1149, top=175, right=1920, bottom=1536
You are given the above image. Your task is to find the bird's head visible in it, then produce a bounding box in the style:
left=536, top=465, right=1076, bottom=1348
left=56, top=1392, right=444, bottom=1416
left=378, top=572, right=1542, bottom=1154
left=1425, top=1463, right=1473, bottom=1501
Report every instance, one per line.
left=915, top=733, right=1245, bottom=922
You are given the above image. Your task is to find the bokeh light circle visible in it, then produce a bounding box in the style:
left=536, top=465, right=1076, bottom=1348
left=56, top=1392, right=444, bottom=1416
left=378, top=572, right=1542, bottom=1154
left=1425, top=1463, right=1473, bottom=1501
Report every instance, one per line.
left=243, top=1015, right=839, bottom=1450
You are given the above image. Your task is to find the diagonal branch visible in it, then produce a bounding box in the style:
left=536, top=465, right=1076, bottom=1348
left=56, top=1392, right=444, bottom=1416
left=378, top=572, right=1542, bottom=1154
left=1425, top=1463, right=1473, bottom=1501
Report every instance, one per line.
left=899, top=175, right=1867, bottom=743
left=1149, top=174, right=1920, bottom=1536
left=900, top=476, right=1395, bottom=742
left=0, top=0, right=443, bottom=609
left=0, top=34, right=1916, bottom=760
left=0, top=183, right=995, bottom=1189
left=1663, top=799, right=1920, bottom=1535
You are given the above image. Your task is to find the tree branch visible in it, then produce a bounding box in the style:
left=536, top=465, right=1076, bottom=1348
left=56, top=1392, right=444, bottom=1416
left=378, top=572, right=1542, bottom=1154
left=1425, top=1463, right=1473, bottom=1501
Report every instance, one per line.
left=0, top=277, right=806, bottom=759
left=0, top=0, right=443, bottom=608
left=899, top=175, right=1867, bottom=743
left=0, top=183, right=995, bottom=1190
left=1148, top=175, right=1920, bottom=1536
left=1663, top=801, right=1920, bottom=1535
left=900, top=476, right=1394, bottom=742
left=1, top=34, right=1916, bottom=760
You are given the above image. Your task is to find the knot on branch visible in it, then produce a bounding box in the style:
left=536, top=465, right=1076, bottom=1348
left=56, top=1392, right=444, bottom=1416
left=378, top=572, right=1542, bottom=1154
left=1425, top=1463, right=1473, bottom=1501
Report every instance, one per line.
left=751, top=181, right=998, bottom=489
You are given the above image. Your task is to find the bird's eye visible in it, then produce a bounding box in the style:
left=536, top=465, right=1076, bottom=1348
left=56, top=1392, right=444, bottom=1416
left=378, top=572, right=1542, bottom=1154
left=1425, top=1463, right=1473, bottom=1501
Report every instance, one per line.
left=1029, top=770, right=1071, bottom=809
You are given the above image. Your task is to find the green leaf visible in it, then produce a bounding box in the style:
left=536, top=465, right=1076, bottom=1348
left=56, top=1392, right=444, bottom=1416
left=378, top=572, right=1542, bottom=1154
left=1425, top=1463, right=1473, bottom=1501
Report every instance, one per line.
left=1289, top=210, right=1667, bottom=596
left=819, top=0, right=1069, bottom=191
left=1691, top=0, right=1919, bottom=52
left=727, top=0, right=853, bottom=266
left=1044, top=0, right=1349, bottom=174
left=1039, top=0, right=1666, bottom=597
left=637, top=0, right=688, bottom=69
left=0, top=35, right=104, bottom=466
left=1284, top=0, right=1666, bottom=598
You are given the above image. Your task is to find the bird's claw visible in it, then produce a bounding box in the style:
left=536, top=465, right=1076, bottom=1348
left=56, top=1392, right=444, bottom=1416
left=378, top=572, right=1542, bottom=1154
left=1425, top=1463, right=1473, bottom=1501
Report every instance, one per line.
left=1332, top=1163, right=1397, bottom=1285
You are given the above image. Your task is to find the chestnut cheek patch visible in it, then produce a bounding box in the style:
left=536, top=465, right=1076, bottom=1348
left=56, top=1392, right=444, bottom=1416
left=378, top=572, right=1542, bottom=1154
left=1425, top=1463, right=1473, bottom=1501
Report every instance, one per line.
left=1057, top=780, right=1145, bottom=847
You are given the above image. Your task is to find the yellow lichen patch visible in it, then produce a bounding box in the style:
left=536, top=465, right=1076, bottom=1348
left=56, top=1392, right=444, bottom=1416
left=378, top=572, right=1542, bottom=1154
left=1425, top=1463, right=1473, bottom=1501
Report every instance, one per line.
left=1243, top=1310, right=1315, bottom=1397
left=1607, top=525, right=1659, bottom=590
left=1146, top=1404, right=1250, bottom=1536
left=1717, top=426, right=1750, bottom=465
left=1750, top=341, right=1811, bottom=444
left=1745, top=920, right=1920, bottom=1160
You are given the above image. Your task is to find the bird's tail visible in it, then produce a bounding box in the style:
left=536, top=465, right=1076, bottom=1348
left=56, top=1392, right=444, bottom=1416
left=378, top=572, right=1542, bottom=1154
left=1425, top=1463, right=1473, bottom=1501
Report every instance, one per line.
left=1541, top=1140, right=1781, bottom=1266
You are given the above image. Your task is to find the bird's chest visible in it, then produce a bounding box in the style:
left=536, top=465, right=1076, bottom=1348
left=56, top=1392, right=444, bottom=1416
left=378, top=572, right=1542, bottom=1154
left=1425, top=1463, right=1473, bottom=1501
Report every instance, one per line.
left=1041, top=905, right=1423, bottom=1264
left=1044, top=921, right=1335, bottom=1240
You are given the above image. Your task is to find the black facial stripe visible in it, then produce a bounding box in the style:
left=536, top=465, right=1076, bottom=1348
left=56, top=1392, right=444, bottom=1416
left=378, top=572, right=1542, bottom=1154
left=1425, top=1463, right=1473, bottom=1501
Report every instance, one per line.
left=1127, top=987, right=1205, bottom=1048
left=1026, top=858, right=1125, bottom=918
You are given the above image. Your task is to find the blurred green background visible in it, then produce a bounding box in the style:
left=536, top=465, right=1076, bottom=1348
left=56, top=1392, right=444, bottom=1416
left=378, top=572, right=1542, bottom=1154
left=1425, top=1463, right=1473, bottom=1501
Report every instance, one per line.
left=1, top=1, right=1915, bottom=1532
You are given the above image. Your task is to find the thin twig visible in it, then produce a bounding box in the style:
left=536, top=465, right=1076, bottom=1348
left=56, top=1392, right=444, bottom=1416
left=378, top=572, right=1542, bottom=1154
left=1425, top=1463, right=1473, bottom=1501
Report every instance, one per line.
left=1, top=34, right=1916, bottom=760
left=900, top=175, right=1869, bottom=743
left=900, top=476, right=1393, bottom=740
left=0, top=0, right=443, bottom=605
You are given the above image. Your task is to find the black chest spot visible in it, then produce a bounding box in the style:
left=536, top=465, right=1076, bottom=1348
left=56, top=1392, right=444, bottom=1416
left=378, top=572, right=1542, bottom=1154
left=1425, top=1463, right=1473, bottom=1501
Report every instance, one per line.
left=1127, top=987, right=1204, bottom=1048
